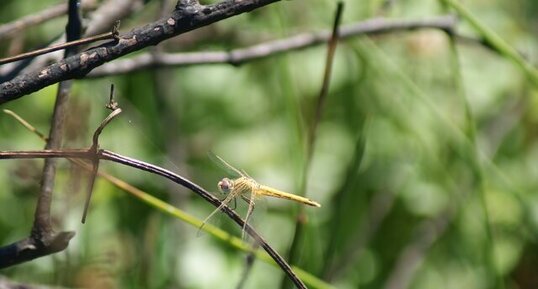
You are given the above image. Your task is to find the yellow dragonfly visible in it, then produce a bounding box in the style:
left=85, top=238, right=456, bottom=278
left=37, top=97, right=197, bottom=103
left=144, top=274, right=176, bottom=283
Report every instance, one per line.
left=202, top=153, right=321, bottom=238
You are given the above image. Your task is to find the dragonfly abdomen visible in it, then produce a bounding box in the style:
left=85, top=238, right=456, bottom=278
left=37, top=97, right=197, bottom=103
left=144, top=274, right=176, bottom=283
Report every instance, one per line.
left=257, top=185, right=321, bottom=207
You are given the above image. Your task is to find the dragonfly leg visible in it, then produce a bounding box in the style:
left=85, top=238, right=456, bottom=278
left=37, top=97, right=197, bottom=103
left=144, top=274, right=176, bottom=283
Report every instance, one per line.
left=230, top=196, right=237, bottom=210
left=198, top=191, right=239, bottom=236
left=240, top=194, right=250, bottom=204
left=241, top=192, right=255, bottom=240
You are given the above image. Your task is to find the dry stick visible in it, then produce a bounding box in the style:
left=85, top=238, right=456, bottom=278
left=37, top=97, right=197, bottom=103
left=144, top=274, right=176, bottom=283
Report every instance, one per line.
left=3, top=110, right=49, bottom=141
left=0, top=148, right=308, bottom=289
left=35, top=0, right=82, bottom=233
left=0, top=30, right=119, bottom=66
left=283, top=4, right=344, bottom=288
left=0, top=0, right=283, bottom=104
left=307, top=2, right=344, bottom=157
left=81, top=85, right=122, bottom=223
left=88, top=15, right=458, bottom=77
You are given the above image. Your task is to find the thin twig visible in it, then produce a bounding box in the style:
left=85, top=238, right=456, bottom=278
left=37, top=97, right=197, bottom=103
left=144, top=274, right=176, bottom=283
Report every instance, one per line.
left=2, top=109, right=49, bottom=141
left=88, top=15, right=458, bottom=77
left=284, top=4, right=344, bottom=288
left=81, top=85, right=122, bottom=223
left=0, top=30, right=119, bottom=66
left=308, top=1, right=344, bottom=158
left=32, top=0, right=82, bottom=234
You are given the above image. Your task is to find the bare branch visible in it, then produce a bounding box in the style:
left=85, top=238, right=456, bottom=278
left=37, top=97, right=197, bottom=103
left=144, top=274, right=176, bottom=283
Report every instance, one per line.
left=0, top=232, right=75, bottom=269
left=88, top=15, right=458, bottom=77
left=0, top=0, right=282, bottom=104
left=0, top=30, right=119, bottom=66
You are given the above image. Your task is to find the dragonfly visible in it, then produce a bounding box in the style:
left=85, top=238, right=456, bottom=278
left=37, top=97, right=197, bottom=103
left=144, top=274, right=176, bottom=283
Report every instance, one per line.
left=201, top=153, right=321, bottom=239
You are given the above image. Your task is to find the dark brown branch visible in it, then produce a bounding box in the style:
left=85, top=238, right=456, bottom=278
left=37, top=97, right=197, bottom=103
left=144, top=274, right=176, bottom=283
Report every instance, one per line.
left=0, top=232, right=75, bottom=269
left=0, top=148, right=307, bottom=289
left=0, top=0, right=282, bottom=104
left=88, top=15, right=458, bottom=77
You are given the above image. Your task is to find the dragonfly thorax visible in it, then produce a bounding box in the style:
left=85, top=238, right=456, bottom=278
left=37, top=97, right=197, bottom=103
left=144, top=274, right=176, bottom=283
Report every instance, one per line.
left=218, top=178, right=233, bottom=193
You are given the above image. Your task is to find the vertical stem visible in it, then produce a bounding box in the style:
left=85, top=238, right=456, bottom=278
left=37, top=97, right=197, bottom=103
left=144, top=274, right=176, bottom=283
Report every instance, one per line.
left=32, top=0, right=81, bottom=238
left=283, top=3, right=344, bottom=288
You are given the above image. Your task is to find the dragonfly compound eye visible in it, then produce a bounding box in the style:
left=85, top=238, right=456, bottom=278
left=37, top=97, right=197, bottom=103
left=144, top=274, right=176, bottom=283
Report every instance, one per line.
left=218, top=178, right=232, bottom=193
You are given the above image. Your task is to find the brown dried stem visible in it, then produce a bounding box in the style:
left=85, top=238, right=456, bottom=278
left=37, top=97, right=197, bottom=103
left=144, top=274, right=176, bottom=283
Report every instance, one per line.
left=88, top=15, right=458, bottom=77
left=283, top=3, right=343, bottom=288
left=0, top=30, right=119, bottom=66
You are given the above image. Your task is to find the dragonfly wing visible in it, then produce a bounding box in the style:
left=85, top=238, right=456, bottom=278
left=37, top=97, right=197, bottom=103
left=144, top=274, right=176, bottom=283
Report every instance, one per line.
left=208, top=151, right=244, bottom=177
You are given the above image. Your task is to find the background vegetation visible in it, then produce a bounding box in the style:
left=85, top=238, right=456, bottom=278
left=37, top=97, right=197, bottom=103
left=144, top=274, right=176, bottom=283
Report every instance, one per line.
left=1, top=0, right=538, bottom=288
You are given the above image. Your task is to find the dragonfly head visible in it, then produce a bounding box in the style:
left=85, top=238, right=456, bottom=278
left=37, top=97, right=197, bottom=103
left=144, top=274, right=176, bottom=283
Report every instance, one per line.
left=218, top=178, right=233, bottom=194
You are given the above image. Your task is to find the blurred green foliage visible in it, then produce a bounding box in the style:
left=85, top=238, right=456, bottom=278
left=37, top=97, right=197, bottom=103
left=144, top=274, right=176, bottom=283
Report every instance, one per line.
left=1, top=0, right=538, bottom=288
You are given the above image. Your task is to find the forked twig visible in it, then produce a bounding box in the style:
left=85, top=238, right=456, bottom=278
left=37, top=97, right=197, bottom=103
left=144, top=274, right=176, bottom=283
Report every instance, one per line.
left=81, top=84, right=122, bottom=223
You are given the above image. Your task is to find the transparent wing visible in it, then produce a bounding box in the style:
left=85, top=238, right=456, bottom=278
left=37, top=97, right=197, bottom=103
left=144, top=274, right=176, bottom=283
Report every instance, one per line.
left=208, top=151, right=244, bottom=178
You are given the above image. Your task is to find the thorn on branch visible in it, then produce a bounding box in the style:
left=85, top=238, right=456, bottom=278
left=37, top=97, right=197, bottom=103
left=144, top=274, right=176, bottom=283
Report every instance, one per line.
left=112, top=20, right=121, bottom=41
